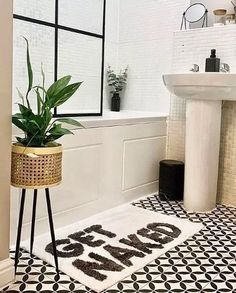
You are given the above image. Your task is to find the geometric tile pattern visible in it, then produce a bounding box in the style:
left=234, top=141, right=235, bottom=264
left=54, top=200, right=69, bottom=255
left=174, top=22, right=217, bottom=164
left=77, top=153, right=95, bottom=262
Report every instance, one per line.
left=2, top=194, right=236, bottom=292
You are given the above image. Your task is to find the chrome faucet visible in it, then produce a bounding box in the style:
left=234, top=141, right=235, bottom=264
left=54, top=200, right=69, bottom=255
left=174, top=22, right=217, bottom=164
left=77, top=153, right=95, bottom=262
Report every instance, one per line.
left=220, top=63, right=230, bottom=73
left=190, top=64, right=199, bottom=72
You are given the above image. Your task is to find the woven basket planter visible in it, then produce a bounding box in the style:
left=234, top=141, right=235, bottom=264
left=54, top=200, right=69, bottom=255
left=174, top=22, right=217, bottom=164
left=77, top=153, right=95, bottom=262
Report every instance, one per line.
left=11, top=143, right=62, bottom=189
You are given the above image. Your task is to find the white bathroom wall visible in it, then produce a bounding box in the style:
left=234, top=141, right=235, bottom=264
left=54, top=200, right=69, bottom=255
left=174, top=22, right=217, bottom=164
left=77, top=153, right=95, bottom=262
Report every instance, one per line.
left=103, top=0, right=120, bottom=110
left=167, top=25, right=236, bottom=207
left=116, top=0, right=190, bottom=113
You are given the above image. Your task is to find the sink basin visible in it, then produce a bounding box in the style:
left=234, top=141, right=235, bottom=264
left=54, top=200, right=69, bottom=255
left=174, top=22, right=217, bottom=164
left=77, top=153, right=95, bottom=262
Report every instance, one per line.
left=163, top=73, right=236, bottom=100
left=163, top=73, right=236, bottom=213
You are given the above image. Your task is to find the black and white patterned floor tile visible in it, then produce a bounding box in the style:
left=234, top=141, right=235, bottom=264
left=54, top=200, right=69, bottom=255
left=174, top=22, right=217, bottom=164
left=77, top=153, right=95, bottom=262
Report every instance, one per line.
left=2, top=194, right=236, bottom=292
left=203, top=260, right=236, bottom=292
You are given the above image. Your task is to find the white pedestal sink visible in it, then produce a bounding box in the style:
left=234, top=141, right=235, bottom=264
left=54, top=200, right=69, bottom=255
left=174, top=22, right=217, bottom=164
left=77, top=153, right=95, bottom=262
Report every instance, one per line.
left=163, top=73, right=236, bottom=212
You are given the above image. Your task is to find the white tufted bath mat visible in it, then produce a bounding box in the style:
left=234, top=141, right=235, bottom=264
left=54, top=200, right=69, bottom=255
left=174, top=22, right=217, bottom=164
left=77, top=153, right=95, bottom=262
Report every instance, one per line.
left=22, top=203, right=203, bottom=292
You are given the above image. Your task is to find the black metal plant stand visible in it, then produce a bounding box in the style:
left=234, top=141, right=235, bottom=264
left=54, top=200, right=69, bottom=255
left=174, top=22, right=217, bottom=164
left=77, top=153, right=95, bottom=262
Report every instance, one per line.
left=15, top=188, right=59, bottom=274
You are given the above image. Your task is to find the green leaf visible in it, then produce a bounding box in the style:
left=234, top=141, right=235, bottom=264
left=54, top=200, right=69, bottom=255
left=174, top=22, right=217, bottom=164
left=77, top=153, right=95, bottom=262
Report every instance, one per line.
left=12, top=117, right=28, bottom=132
left=35, top=88, right=43, bottom=115
left=44, top=134, right=64, bottom=144
left=23, top=37, right=33, bottom=109
left=53, top=118, right=84, bottom=128
left=41, top=63, right=45, bottom=100
left=12, top=113, right=23, bottom=119
left=28, top=119, right=41, bottom=130
left=48, top=123, right=74, bottom=136
left=43, top=107, right=52, bottom=130
left=46, top=76, right=71, bottom=100
left=16, top=137, right=27, bottom=144
left=33, top=85, right=47, bottom=96
left=47, top=82, right=83, bottom=109
left=18, top=103, right=33, bottom=118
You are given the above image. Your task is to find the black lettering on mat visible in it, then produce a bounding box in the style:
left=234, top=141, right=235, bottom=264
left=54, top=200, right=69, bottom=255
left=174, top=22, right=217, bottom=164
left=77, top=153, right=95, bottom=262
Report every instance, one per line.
left=104, top=244, right=145, bottom=267
left=73, top=252, right=124, bottom=281
left=45, top=238, right=84, bottom=258
left=69, top=231, right=105, bottom=247
left=119, top=233, right=163, bottom=254
left=84, top=224, right=116, bottom=238
left=147, top=223, right=181, bottom=238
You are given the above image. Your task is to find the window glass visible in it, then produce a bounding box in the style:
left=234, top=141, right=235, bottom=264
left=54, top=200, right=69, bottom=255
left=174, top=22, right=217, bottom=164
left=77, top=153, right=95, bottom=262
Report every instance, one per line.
left=14, top=0, right=55, bottom=23
left=13, top=20, right=54, bottom=113
left=13, top=0, right=105, bottom=116
left=57, top=30, right=102, bottom=114
left=59, top=0, right=103, bottom=35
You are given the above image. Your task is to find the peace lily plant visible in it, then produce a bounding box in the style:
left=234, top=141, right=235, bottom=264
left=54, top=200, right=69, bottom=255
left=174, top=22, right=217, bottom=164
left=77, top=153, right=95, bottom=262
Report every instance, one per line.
left=12, top=38, right=83, bottom=147
left=11, top=38, right=83, bottom=189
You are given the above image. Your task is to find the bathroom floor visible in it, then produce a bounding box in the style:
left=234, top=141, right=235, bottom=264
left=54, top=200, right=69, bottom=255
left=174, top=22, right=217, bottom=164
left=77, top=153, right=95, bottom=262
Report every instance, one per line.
left=2, top=194, right=236, bottom=292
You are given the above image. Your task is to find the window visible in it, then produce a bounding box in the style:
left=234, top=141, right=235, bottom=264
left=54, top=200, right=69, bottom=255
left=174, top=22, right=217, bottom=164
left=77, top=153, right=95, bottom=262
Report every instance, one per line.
left=13, top=0, right=106, bottom=116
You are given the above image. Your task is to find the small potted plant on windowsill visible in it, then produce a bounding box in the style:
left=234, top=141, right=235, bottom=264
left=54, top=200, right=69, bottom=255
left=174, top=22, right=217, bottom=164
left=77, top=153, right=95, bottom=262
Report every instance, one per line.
left=11, top=38, right=83, bottom=189
left=107, top=65, right=128, bottom=112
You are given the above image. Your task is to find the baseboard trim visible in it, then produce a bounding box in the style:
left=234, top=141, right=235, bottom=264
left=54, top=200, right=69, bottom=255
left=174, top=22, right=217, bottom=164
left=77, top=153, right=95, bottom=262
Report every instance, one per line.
left=122, top=181, right=158, bottom=199
left=0, top=258, right=15, bottom=290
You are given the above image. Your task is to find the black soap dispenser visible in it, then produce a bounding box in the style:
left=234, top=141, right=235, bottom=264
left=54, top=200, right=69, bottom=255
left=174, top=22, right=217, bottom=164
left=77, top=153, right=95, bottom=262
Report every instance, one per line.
left=205, top=49, right=220, bottom=72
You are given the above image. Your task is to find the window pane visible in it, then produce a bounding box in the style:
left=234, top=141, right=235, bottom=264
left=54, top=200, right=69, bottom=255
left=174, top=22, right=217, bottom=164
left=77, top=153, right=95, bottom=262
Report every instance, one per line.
left=13, top=20, right=54, bottom=113
left=58, top=0, right=103, bottom=35
left=57, top=30, right=102, bottom=114
left=14, top=0, right=55, bottom=23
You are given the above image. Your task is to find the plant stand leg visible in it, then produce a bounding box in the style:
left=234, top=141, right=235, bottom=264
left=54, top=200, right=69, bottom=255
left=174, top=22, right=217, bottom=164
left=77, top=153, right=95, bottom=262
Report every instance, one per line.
left=30, top=189, right=38, bottom=256
left=15, top=189, right=26, bottom=272
left=45, top=188, right=59, bottom=273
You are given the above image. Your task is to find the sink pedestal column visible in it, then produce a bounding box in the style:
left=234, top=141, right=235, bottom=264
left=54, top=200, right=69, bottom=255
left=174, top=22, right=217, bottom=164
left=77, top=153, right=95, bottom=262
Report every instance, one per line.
left=184, top=99, right=222, bottom=212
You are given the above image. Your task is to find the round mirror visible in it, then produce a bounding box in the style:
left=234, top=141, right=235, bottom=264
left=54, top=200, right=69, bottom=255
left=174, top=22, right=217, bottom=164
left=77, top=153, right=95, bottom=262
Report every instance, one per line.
left=185, top=3, right=206, bottom=23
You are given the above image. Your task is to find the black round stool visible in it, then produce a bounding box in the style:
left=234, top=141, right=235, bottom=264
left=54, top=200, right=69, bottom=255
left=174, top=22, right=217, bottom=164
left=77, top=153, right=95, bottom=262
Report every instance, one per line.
left=159, top=160, right=184, bottom=201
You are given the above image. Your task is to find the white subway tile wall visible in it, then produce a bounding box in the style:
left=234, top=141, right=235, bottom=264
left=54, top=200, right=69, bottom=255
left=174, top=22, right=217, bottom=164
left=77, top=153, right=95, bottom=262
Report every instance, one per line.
left=116, top=0, right=190, bottom=113
left=168, top=25, right=236, bottom=206
left=103, top=0, right=120, bottom=110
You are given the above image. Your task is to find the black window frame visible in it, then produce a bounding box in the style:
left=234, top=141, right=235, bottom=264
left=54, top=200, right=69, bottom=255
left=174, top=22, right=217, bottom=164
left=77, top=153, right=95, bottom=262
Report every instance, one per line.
left=13, top=0, right=106, bottom=117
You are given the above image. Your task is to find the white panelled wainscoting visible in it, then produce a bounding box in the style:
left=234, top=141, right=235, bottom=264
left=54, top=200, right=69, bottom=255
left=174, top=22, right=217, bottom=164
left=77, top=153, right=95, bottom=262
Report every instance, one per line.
left=10, top=112, right=167, bottom=244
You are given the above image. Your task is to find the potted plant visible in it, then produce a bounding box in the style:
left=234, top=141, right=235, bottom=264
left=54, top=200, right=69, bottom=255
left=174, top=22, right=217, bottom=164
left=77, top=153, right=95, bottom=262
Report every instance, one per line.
left=107, top=65, right=128, bottom=111
left=11, top=38, right=83, bottom=189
